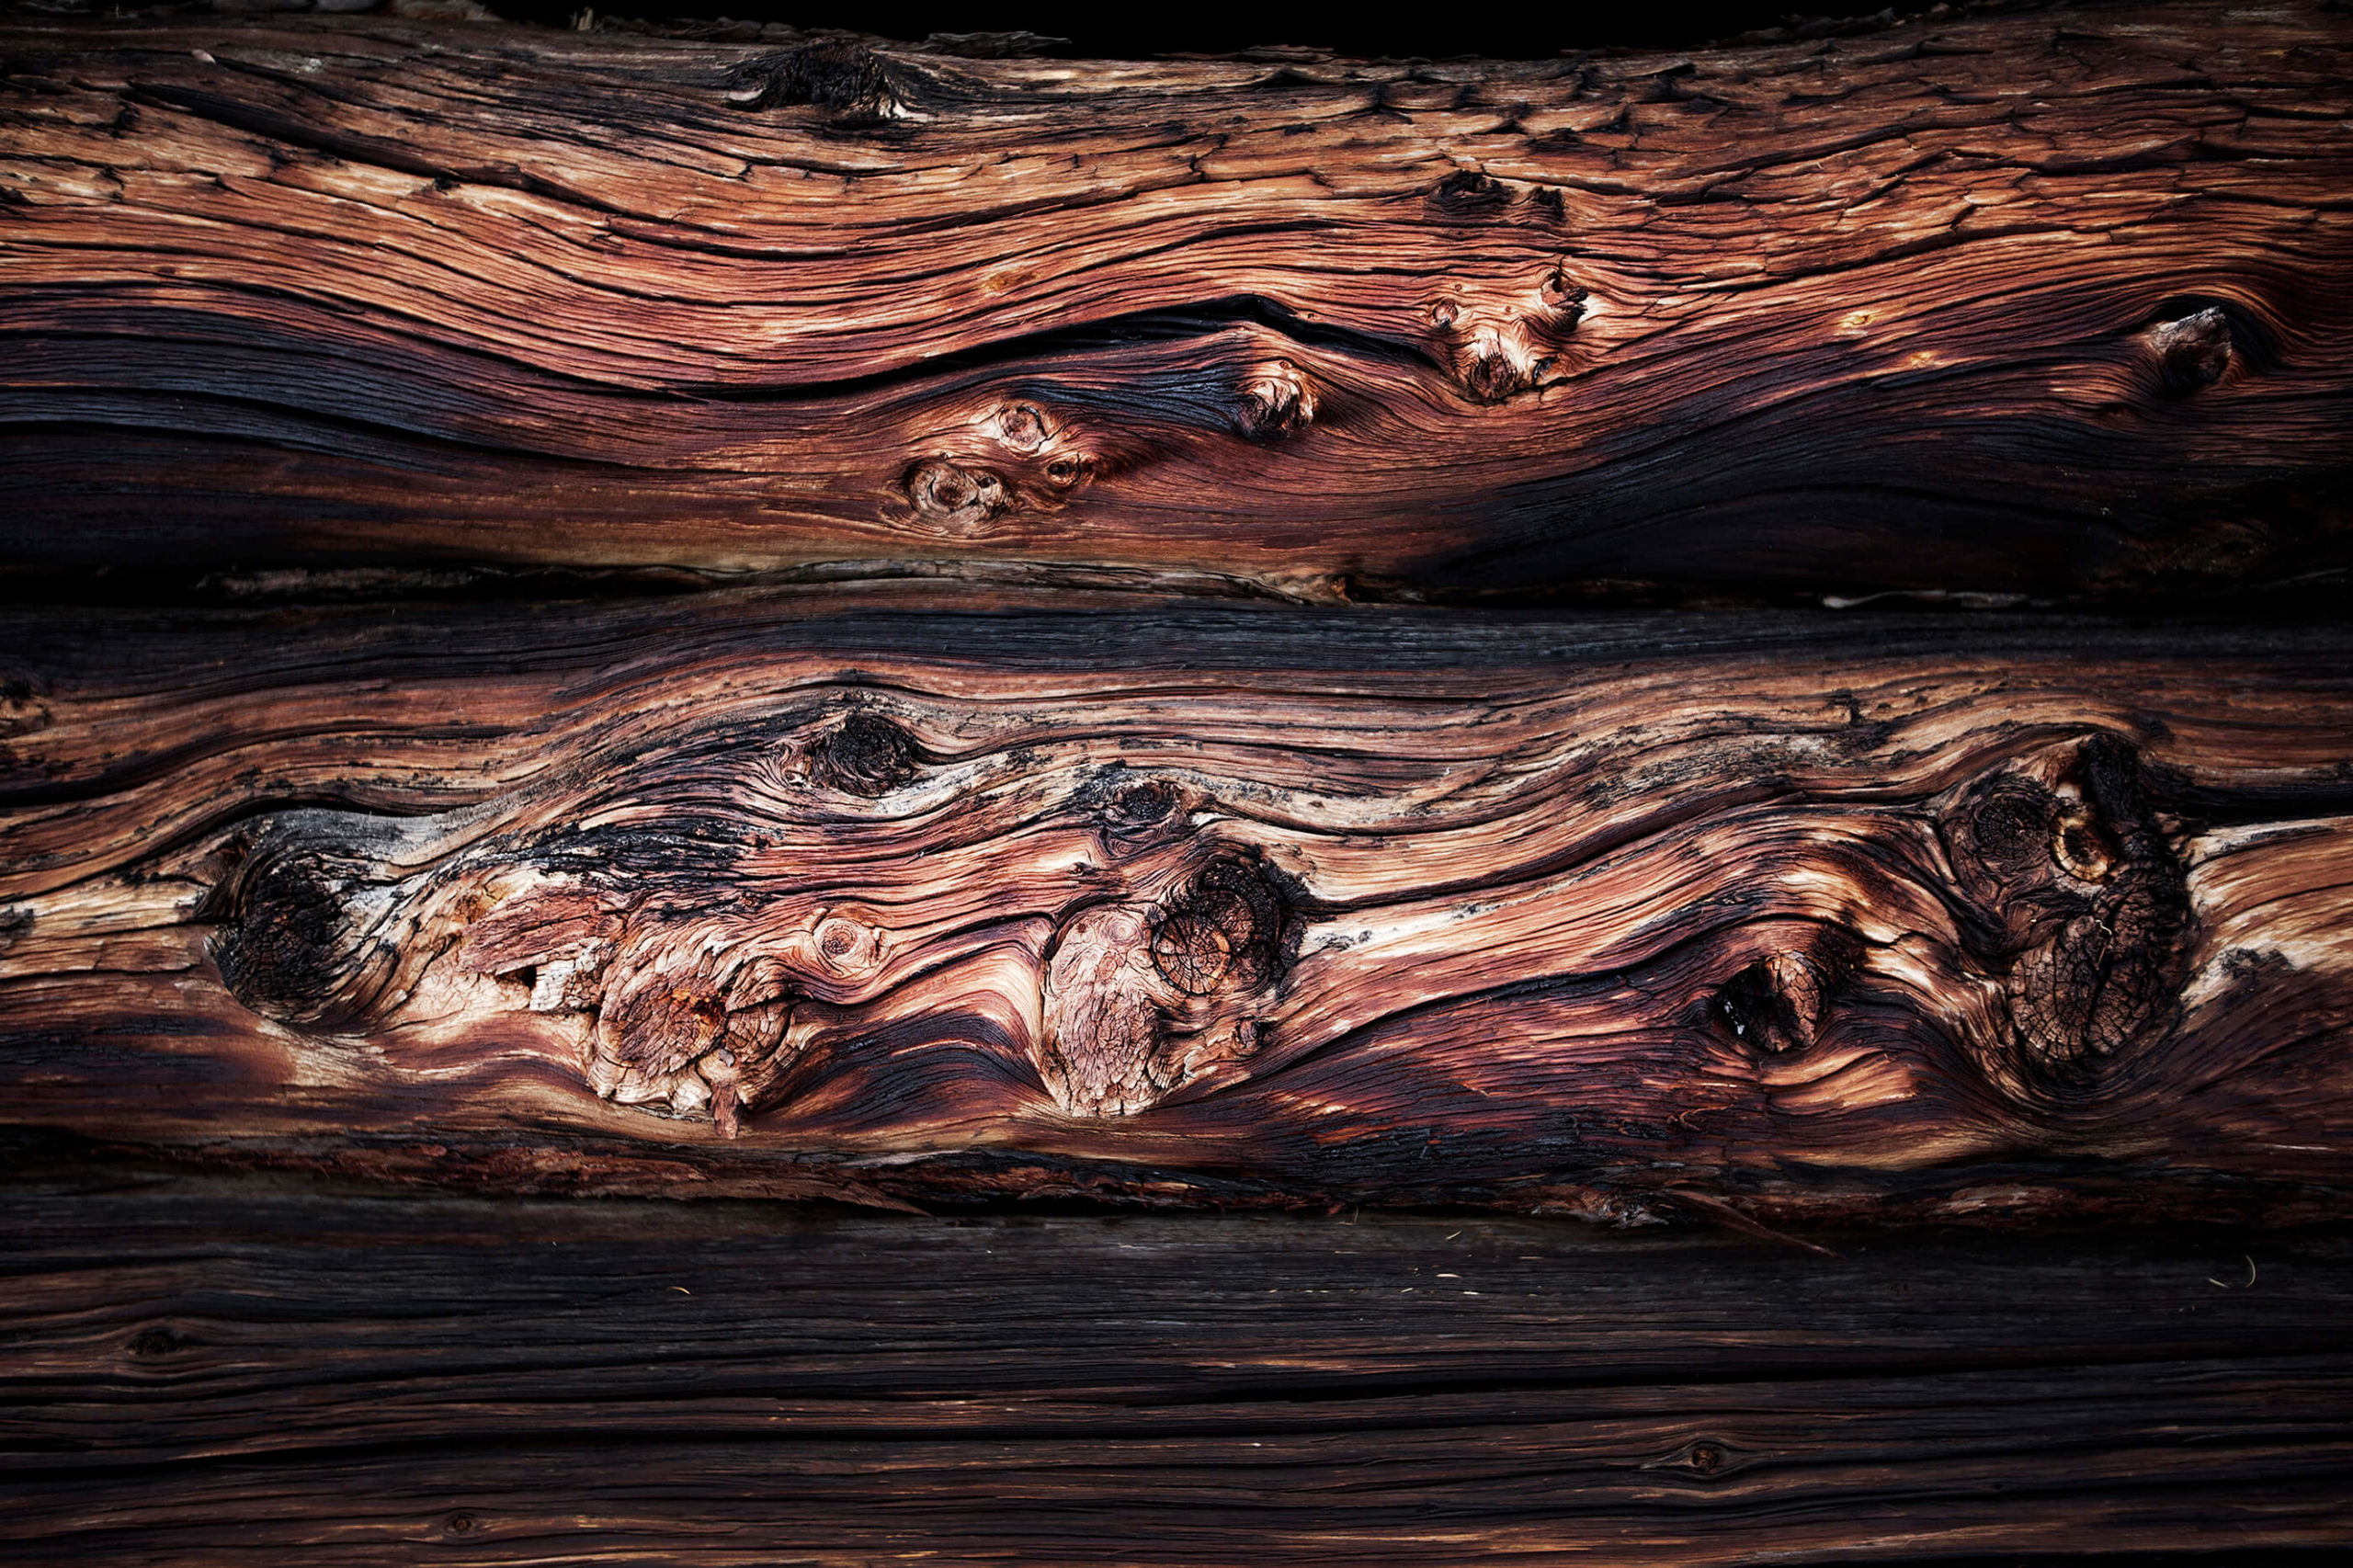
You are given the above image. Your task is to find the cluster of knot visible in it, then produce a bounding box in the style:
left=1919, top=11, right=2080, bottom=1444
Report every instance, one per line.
left=899, top=403, right=1102, bottom=533
left=1427, top=266, right=1587, bottom=404
left=1039, top=851, right=1298, bottom=1118
left=1943, top=735, right=2191, bottom=1092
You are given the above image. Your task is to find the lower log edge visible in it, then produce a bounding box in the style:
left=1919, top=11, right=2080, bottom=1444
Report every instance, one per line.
left=3, top=1160, right=2352, bottom=1564
left=4, top=599, right=2352, bottom=1222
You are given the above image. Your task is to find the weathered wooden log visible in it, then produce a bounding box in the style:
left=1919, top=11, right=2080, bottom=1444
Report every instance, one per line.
left=4, top=590, right=2350, bottom=1221
left=2, top=1, right=2349, bottom=600
left=5, top=1161, right=2351, bottom=1564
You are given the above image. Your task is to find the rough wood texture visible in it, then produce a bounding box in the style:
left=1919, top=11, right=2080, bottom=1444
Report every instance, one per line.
left=4, top=1161, right=2350, bottom=1565
left=2, top=0, right=2349, bottom=601
left=5, top=591, right=2350, bottom=1221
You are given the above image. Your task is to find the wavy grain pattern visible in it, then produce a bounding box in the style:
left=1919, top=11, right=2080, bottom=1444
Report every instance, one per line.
left=3, top=591, right=2349, bottom=1221
left=1, top=2, right=2349, bottom=597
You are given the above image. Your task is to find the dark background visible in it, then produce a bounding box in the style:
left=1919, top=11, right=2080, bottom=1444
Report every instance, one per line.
left=498, top=0, right=1916, bottom=58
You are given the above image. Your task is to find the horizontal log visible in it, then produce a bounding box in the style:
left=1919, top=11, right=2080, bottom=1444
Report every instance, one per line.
left=3, top=590, right=2350, bottom=1220
left=2, top=1161, right=2349, bottom=1565
left=2, top=2, right=2349, bottom=600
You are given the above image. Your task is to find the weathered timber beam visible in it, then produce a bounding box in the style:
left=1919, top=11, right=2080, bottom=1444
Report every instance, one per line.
left=2, top=591, right=2349, bottom=1220
left=4, top=1165, right=2351, bottom=1564
left=1, top=2, right=2348, bottom=600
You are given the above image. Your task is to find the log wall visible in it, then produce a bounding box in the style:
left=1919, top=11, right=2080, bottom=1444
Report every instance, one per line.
left=5, top=3, right=2351, bottom=1562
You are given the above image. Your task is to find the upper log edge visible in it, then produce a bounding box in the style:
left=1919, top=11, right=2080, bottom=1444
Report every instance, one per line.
left=0, top=0, right=2348, bottom=603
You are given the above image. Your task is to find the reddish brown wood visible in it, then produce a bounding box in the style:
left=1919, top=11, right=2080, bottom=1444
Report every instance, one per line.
left=4, top=1164, right=2350, bottom=1566
left=4, top=592, right=2350, bottom=1221
left=6, top=7, right=2350, bottom=1560
left=2, top=1, right=2348, bottom=600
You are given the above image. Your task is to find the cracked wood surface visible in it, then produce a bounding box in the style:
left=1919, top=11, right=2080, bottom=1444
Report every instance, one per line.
left=3, top=1165, right=2350, bottom=1565
left=2, top=0, right=2350, bottom=600
left=4, top=590, right=2350, bottom=1221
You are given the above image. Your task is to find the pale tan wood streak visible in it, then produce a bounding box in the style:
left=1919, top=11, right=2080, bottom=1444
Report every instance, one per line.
left=1, top=3, right=2348, bottom=595
left=1, top=596, right=2349, bottom=1220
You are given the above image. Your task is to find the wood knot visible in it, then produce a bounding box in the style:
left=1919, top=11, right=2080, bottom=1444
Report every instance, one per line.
left=208, top=812, right=410, bottom=1030
left=1039, top=850, right=1299, bottom=1116
left=1235, top=360, right=1314, bottom=440
left=1944, top=735, right=2192, bottom=1086
left=1429, top=169, right=1511, bottom=217
left=724, top=43, right=923, bottom=120
left=1643, top=1436, right=1743, bottom=1478
left=461, top=885, right=812, bottom=1133
left=590, top=936, right=798, bottom=1123
left=1149, top=857, right=1288, bottom=997
left=1540, top=269, right=1588, bottom=330
left=810, top=711, right=919, bottom=798
left=813, top=910, right=886, bottom=977
left=995, top=402, right=1051, bottom=455
left=1085, top=771, right=1189, bottom=851
left=911, top=407, right=1104, bottom=523
left=2148, top=306, right=2233, bottom=393
left=1427, top=272, right=1579, bottom=403
left=126, top=1326, right=193, bottom=1358
left=902, top=460, right=1009, bottom=532
left=1459, top=332, right=1546, bottom=403
left=215, top=847, right=359, bottom=1020
left=1712, top=935, right=1860, bottom=1056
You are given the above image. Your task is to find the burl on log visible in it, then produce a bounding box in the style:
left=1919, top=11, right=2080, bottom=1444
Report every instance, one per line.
left=1, top=0, right=2349, bottom=601
left=4, top=592, right=2350, bottom=1222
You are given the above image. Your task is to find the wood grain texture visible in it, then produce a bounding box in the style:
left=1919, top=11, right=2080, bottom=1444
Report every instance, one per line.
left=5, top=590, right=2351, bottom=1221
left=2, top=0, right=2349, bottom=600
left=3, top=1162, right=2350, bottom=1565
